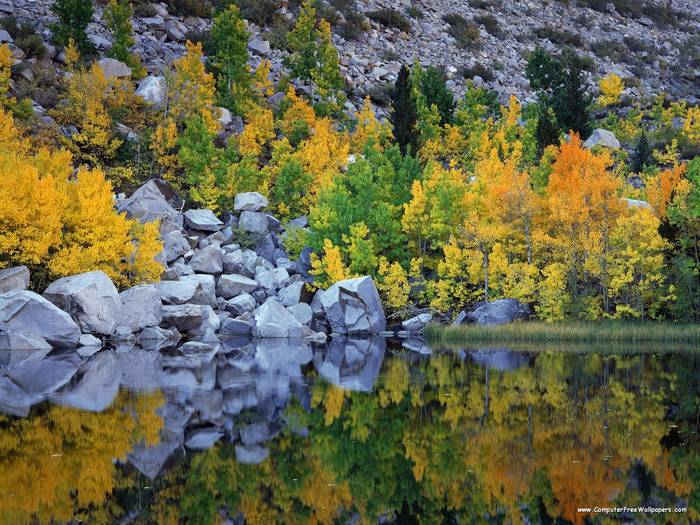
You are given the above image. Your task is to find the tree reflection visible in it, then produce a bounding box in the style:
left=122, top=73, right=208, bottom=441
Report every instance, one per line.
left=4, top=350, right=700, bottom=525
left=0, top=390, right=163, bottom=524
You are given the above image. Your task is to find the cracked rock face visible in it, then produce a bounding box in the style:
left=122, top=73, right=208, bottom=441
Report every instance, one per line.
left=316, top=276, right=386, bottom=335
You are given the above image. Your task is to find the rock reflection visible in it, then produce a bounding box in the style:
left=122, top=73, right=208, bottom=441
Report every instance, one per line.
left=3, top=340, right=700, bottom=525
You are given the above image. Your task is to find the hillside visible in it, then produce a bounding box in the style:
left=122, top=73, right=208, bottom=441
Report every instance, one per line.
left=5, top=0, right=699, bottom=115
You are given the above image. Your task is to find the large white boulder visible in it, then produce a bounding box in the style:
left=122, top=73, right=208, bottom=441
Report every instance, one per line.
left=119, top=285, right=163, bottom=332
left=252, top=299, right=304, bottom=338
left=43, top=271, right=121, bottom=335
left=234, top=192, right=269, bottom=212
left=216, top=274, right=258, bottom=299
left=317, top=276, right=386, bottom=335
left=97, top=57, right=132, bottom=80
left=463, top=299, right=531, bottom=325
left=184, top=209, right=223, bottom=232
left=135, top=75, right=168, bottom=107
left=584, top=129, right=620, bottom=149
left=0, top=290, right=81, bottom=348
left=117, top=180, right=180, bottom=224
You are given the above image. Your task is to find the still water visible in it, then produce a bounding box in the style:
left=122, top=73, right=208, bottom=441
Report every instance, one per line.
left=1, top=337, right=699, bottom=524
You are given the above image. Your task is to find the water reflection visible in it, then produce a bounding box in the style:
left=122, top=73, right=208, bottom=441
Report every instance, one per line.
left=1, top=337, right=700, bottom=524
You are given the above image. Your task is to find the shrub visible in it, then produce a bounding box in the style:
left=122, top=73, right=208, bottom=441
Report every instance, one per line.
left=264, top=19, right=290, bottom=49
left=16, top=34, right=47, bottom=59
left=234, top=0, right=277, bottom=25
left=184, top=29, right=215, bottom=54
left=15, top=63, right=60, bottom=109
left=0, top=18, right=47, bottom=59
left=534, top=26, right=583, bottom=47
left=166, top=0, right=214, bottom=17
left=469, top=0, right=489, bottom=7
left=50, top=0, right=95, bottom=55
left=591, top=39, right=627, bottom=62
left=406, top=6, right=423, bottom=19
left=461, top=62, right=494, bottom=82
left=443, top=13, right=481, bottom=49
left=340, top=11, right=365, bottom=40
left=367, top=8, right=410, bottom=33
left=473, top=14, right=501, bottom=37
left=133, top=0, right=156, bottom=17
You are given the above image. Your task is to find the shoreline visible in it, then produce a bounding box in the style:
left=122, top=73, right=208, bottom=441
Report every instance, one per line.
left=425, top=321, right=700, bottom=346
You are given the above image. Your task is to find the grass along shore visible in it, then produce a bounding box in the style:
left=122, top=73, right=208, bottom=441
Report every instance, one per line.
left=424, top=321, right=700, bottom=346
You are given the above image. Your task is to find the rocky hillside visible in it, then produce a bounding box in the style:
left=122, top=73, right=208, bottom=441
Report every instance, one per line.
left=4, top=0, right=699, bottom=114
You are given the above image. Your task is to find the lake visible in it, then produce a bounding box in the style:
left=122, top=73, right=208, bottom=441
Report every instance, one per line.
left=1, top=337, right=699, bottom=524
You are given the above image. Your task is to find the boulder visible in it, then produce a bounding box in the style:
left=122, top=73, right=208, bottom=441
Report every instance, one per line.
left=238, top=211, right=268, bottom=234
left=43, top=271, right=121, bottom=335
left=119, top=285, right=163, bottom=332
left=0, top=290, right=80, bottom=348
left=584, top=129, right=620, bottom=149
left=190, top=244, right=224, bottom=274
left=464, top=299, right=531, bottom=325
left=0, top=375, right=42, bottom=417
left=225, top=292, right=256, bottom=315
left=179, top=274, right=217, bottom=306
left=470, top=349, right=530, bottom=371
left=234, top=192, right=269, bottom=212
left=156, top=279, right=202, bottom=305
left=161, top=304, right=207, bottom=332
left=161, top=230, right=191, bottom=262
left=117, top=180, right=180, bottom=224
left=216, top=274, right=258, bottom=299
left=255, top=267, right=289, bottom=292
left=252, top=299, right=304, bottom=338
left=135, top=76, right=168, bottom=107
left=278, top=281, right=304, bottom=306
left=0, top=266, right=30, bottom=293
left=248, top=36, right=271, bottom=56
left=128, top=431, right=183, bottom=479
left=220, top=314, right=254, bottom=336
left=287, top=303, right=313, bottom=326
left=184, top=209, right=223, bottom=232
left=317, top=276, right=386, bottom=335
left=402, top=313, right=432, bottom=333
left=97, top=57, right=132, bottom=79
left=79, top=333, right=102, bottom=348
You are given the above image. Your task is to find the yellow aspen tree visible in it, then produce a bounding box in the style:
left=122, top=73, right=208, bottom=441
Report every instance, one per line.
left=237, top=106, right=275, bottom=157
left=0, top=44, right=15, bottom=109
left=598, top=74, right=624, bottom=107
left=309, top=239, right=350, bottom=289
left=351, top=97, right=392, bottom=153
left=606, top=208, right=671, bottom=319
left=377, top=256, right=410, bottom=311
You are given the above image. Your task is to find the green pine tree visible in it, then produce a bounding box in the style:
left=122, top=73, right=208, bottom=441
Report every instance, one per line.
left=419, top=66, right=455, bottom=126
left=50, top=0, right=94, bottom=55
left=391, top=64, right=419, bottom=156
left=211, top=4, right=251, bottom=115
left=535, top=105, right=560, bottom=156
left=105, top=0, right=144, bottom=78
